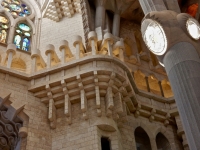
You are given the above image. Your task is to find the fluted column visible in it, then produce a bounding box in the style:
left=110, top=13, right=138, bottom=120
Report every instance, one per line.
left=163, top=42, right=200, bottom=150
left=139, top=0, right=167, bottom=15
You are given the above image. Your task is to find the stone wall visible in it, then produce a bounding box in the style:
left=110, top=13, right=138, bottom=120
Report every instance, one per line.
left=0, top=72, right=51, bottom=150
left=39, top=14, right=85, bottom=61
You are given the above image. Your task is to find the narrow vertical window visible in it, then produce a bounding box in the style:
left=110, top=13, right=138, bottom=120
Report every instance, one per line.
left=14, top=23, right=31, bottom=51
left=101, top=137, right=111, bottom=150
left=0, top=15, right=9, bottom=44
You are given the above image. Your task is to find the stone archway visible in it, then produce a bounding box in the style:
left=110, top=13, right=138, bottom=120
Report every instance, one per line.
left=156, top=133, right=172, bottom=150
left=134, top=127, right=151, bottom=150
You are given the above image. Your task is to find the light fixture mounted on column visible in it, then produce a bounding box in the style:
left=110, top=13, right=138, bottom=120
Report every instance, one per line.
left=186, top=18, right=200, bottom=40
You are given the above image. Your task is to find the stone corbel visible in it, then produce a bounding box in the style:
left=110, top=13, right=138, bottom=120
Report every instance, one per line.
left=77, top=75, right=88, bottom=119
left=45, top=44, right=60, bottom=68
left=149, top=108, right=156, bottom=122
left=48, top=99, right=56, bottom=129
left=134, top=103, right=141, bottom=118
left=59, top=40, right=73, bottom=64
left=94, top=71, right=101, bottom=117
left=61, top=79, right=72, bottom=124
left=105, top=78, right=114, bottom=117
left=31, top=49, right=46, bottom=72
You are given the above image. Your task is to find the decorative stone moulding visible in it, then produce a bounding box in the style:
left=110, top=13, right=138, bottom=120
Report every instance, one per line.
left=43, top=0, right=81, bottom=22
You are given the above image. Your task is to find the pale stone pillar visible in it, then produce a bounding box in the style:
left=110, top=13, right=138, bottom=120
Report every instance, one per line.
left=139, top=0, right=167, bottom=15
left=103, top=33, right=113, bottom=57
left=113, top=40, right=125, bottom=62
left=150, top=138, right=158, bottom=150
left=6, top=44, right=16, bottom=69
left=112, top=13, right=120, bottom=37
left=45, top=44, right=55, bottom=69
left=163, top=42, right=200, bottom=150
left=95, top=5, right=106, bottom=29
left=88, top=31, right=97, bottom=55
left=73, top=35, right=84, bottom=59
left=59, top=40, right=69, bottom=64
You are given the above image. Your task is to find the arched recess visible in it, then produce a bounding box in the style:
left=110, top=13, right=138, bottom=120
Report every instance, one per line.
left=134, top=70, right=148, bottom=92
left=148, top=75, right=162, bottom=96
left=161, top=79, right=174, bottom=98
left=134, top=127, right=152, bottom=150
left=156, top=133, right=172, bottom=150
left=11, top=57, right=26, bottom=72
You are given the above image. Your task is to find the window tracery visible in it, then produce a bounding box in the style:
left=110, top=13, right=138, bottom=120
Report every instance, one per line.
left=14, top=23, right=31, bottom=51
left=0, top=15, right=9, bottom=44
left=1, top=0, right=31, bottom=17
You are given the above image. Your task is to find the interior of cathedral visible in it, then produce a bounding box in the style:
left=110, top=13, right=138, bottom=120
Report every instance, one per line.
left=0, top=0, right=199, bottom=149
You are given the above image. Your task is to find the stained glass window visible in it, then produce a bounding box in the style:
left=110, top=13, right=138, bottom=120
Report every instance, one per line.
left=0, top=15, right=9, bottom=44
left=14, top=23, right=31, bottom=51
left=1, top=0, right=31, bottom=17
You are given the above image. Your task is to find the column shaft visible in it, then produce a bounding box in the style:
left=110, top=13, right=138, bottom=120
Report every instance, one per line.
left=95, top=6, right=106, bottom=29
left=7, top=52, right=13, bottom=68
left=32, top=57, right=36, bottom=73
left=47, top=53, right=51, bottom=69
left=91, top=40, right=96, bottom=55
left=107, top=42, right=112, bottom=56
left=112, top=13, right=120, bottom=37
left=61, top=49, right=66, bottom=64
left=76, top=44, right=80, bottom=59
left=164, top=42, right=200, bottom=150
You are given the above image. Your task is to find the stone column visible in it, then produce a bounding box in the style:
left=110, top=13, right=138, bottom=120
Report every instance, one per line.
left=45, top=44, right=55, bottom=69
left=112, top=13, right=120, bottom=37
left=6, top=44, right=16, bottom=69
left=59, top=40, right=69, bottom=64
left=139, top=0, right=167, bottom=15
left=73, top=35, right=83, bottom=59
left=95, top=5, right=106, bottom=29
left=163, top=42, right=200, bottom=150
left=104, top=33, right=113, bottom=57
left=88, top=31, right=97, bottom=55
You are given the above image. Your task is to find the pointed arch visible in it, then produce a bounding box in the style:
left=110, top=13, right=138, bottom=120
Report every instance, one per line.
left=134, top=127, right=152, bottom=150
left=12, top=18, right=34, bottom=51
left=11, top=57, right=26, bottom=71
left=156, top=132, right=172, bottom=150
left=154, top=127, right=177, bottom=150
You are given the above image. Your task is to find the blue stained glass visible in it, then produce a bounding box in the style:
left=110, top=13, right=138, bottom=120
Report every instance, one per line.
left=14, top=35, right=21, bottom=49
left=10, top=4, right=21, bottom=12
left=19, top=12, right=25, bottom=17
left=21, top=4, right=26, bottom=8
left=23, top=9, right=30, bottom=14
left=18, top=23, right=30, bottom=31
left=22, top=37, right=30, bottom=51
